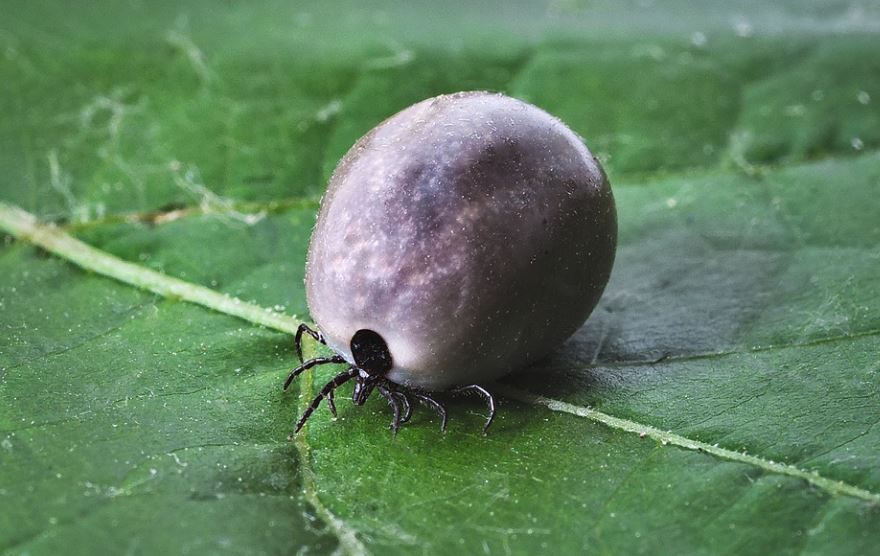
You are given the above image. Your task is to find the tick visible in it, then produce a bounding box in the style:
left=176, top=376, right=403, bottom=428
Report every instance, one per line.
left=285, top=91, right=617, bottom=435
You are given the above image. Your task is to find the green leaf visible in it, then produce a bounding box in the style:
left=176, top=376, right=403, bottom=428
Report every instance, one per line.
left=2, top=2, right=879, bottom=555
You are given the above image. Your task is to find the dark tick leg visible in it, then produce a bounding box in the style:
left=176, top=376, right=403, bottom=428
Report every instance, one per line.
left=392, top=390, right=413, bottom=424
left=326, top=388, right=337, bottom=417
left=377, top=385, right=402, bottom=434
left=294, top=323, right=325, bottom=364
left=412, top=392, right=448, bottom=433
left=294, top=368, right=357, bottom=433
left=284, top=355, right=346, bottom=390
left=452, top=384, right=496, bottom=435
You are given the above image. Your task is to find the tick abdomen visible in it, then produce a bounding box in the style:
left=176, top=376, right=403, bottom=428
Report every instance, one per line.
left=306, top=92, right=616, bottom=390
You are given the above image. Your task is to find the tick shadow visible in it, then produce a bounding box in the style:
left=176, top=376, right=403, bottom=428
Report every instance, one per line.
left=503, top=225, right=793, bottom=399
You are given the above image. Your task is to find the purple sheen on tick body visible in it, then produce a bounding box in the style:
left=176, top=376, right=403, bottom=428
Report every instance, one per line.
left=305, top=91, right=616, bottom=391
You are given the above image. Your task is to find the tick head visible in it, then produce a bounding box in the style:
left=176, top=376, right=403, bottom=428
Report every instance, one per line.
left=350, top=328, right=392, bottom=376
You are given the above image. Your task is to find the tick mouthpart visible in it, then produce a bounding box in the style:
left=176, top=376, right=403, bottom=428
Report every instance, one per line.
left=352, top=373, right=378, bottom=406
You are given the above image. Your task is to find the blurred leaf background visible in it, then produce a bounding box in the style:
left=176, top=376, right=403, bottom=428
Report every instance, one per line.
left=1, top=1, right=879, bottom=554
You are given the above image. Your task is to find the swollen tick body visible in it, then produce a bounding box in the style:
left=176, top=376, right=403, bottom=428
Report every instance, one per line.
left=285, top=91, right=617, bottom=434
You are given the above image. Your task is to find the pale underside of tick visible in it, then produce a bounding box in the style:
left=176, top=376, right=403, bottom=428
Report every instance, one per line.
left=286, top=91, right=617, bottom=434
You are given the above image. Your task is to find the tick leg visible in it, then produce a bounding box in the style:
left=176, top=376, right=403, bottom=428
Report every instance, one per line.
left=412, top=392, right=448, bottom=433
left=295, top=323, right=326, bottom=364
left=452, top=384, right=496, bottom=435
left=326, top=388, right=337, bottom=417
left=377, top=385, right=403, bottom=434
left=294, top=368, right=357, bottom=433
left=284, top=355, right=346, bottom=390
left=392, top=390, right=413, bottom=424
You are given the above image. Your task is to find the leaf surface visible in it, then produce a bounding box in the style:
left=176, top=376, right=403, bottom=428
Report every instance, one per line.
left=2, top=1, right=879, bottom=554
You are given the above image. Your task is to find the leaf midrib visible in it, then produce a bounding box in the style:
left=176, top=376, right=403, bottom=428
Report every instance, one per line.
left=498, top=386, right=879, bottom=504
left=1, top=201, right=877, bottom=512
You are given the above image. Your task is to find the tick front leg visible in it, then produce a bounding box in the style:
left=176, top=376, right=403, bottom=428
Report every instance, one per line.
left=284, top=355, right=346, bottom=390
left=326, top=388, right=337, bottom=417
left=294, top=323, right=326, bottom=363
left=294, top=368, right=357, bottom=433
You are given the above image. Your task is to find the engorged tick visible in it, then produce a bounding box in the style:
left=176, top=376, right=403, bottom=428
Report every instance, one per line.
left=285, top=91, right=617, bottom=435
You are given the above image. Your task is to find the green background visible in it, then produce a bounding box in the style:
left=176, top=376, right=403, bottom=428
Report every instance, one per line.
left=2, top=1, right=879, bottom=554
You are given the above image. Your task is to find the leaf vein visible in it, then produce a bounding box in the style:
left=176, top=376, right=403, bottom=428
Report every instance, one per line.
left=2, top=200, right=877, bottom=549
left=496, top=385, right=880, bottom=504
